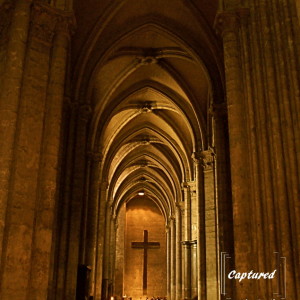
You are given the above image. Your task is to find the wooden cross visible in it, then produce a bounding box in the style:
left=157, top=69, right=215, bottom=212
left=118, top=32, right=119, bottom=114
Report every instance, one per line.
left=131, top=230, right=160, bottom=295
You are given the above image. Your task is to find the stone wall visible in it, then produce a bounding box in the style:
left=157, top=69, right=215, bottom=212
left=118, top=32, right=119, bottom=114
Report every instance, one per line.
left=124, top=198, right=167, bottom=300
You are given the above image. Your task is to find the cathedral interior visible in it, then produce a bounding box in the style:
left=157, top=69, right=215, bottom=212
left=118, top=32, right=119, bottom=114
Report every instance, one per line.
left=0, top=0, right=299, bottom=299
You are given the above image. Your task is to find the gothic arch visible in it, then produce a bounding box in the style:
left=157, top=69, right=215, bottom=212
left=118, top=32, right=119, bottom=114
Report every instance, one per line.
left=57, top=1, right=230, bottom=299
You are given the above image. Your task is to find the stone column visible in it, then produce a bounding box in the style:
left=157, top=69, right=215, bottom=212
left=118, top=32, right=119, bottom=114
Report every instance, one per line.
left=190, top=241, right=197, bottom=300
left=29, top=12, right=73, bottom=299
left=170, top=217, right=176, bottom=300
left=191, top=154, right=205, bottom=300
left=214, top=9, right=253, bottom=298
left=175, top=204, right=183, bottom=300
left=216, top=1, right=300, bottom=297
left=64, top=104, right=92, bottom=299
left=188, top=181, right=198, bottom=300
left=85, top=151, right=103, bottom=296
left=253, top=1, right=299, bottom=297
left=102, top=204, right=113, bottom=300
left=166, top=222, right=171, bottom=300
left=238, top=6, right=272, bottom=297
left=0, top=2, right=59, bottom=298
left=95, top=181, right=109, bottom=300
left=108, top=216, right=117, bottom=298
left=114, top=203, right=125, bottom=298
left=181, top=183, right=192, bottom=300
left=211, top=103, right=234, bottom=297
left=0, top=0, right=32, bottom=265
left=200, top=149, right=219, bottom=300
left=54, top=100, right=78, bottom=300
left=240, top=1, right=300, bottom=297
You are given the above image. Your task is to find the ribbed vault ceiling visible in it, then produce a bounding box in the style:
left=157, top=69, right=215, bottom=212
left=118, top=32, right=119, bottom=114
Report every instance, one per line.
left=73, top=0, right=222, bottom=222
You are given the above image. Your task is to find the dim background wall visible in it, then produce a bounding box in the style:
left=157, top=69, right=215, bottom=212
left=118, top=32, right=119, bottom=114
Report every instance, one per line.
left=124, top=198, right=167, bottom=300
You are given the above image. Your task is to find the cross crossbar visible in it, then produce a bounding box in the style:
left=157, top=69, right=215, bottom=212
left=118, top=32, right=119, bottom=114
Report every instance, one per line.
left=131, top=230, right=160, bottom=295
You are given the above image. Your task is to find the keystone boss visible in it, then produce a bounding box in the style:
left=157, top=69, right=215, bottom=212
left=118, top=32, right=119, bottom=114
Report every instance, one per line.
left=228, top=270, right=277, bottom=282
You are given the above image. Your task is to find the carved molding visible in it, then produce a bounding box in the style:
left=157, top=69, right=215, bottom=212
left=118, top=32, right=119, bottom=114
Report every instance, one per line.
left=214, top=8, right=250, bottom=37
left=181, top=240, right=197, bottom=246
left=181, top=181, right=189, bottom=190
left=133, top=136, right=161, bottom=145
left=191, top=152, right=200, bottom=164
left=165, top=224, right=170, bottom=232
left=198, top=148, right=215, bottom=170
left=169, top=215, right=175, bottom=222
left=165, top=216, right=175, bottom=231
left=30, top=2, right=75, bottom=44
left=55, top=15, right=76, bottom=38
left=30, top=4, right=58, bottom=44
left=139, top=102, right=153, bottom=113
left=176, top=201, right=184, bottom=212
left=137, top=55, right=158, bottom=66
left=181, top=181, right=196, bottom=195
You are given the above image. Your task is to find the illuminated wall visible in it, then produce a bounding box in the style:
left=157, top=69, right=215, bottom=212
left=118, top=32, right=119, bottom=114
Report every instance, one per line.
left=124, top=198, right=167, bottom=300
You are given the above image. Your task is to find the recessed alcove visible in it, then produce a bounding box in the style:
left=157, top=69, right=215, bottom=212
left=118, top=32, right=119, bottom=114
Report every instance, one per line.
left=115, top=198, right=167, bottom=300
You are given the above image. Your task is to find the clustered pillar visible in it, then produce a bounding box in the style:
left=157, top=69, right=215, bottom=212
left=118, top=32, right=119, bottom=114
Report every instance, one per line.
left=215, top=0, right=300, bottom=298
left=95, top=181, right=109, bottom=299
left=215, top=7, right=253, bottom=299
left=0, top=0, right=32, bottom=267
left=0, top=1, right=73, bottom=299
left=175, top=204, right=183, bottom=300
left=193, top=149, right=219, bottom=300
left=85, top=152, right=103, bottom=296
left=29, top=13, right=72, bottom=299
left=181, top=183, right=192, bottom=300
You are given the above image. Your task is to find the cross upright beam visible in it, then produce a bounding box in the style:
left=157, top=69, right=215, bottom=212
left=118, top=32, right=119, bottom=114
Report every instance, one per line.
left=131, top=230, right=160, bottom=295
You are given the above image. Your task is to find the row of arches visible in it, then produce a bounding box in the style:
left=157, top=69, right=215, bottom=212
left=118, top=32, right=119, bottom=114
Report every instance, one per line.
left=54, top=1, right=233, bottom=299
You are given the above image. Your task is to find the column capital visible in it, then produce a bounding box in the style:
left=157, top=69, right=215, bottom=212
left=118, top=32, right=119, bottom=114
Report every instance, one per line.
left=181, top=240, right=197, bottom=246
left=55, top=13, right=76, bottom=38
left=181, top=181, right=193, bottom=190
left=166, top=215, right=175, bottom=231
left=176, top=201, right=184, bottom=212
left=30, top=2, right=58, bottom=44
left=168, top=215, right=176, bottom=222
left=165, top=223, right=170, bottom=232
left=214, top=8, right=249, bottom=37
left=191, top=152, right=200, bottom=164
left=30, top=2, right=76, bottom=44
left=199, top=148, right=215, bottom=170
left=112, top=213, right=117, bottom=224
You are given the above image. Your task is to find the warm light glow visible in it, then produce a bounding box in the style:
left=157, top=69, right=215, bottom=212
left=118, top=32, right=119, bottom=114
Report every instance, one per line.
left=138, top=191, right=145, bottom=196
